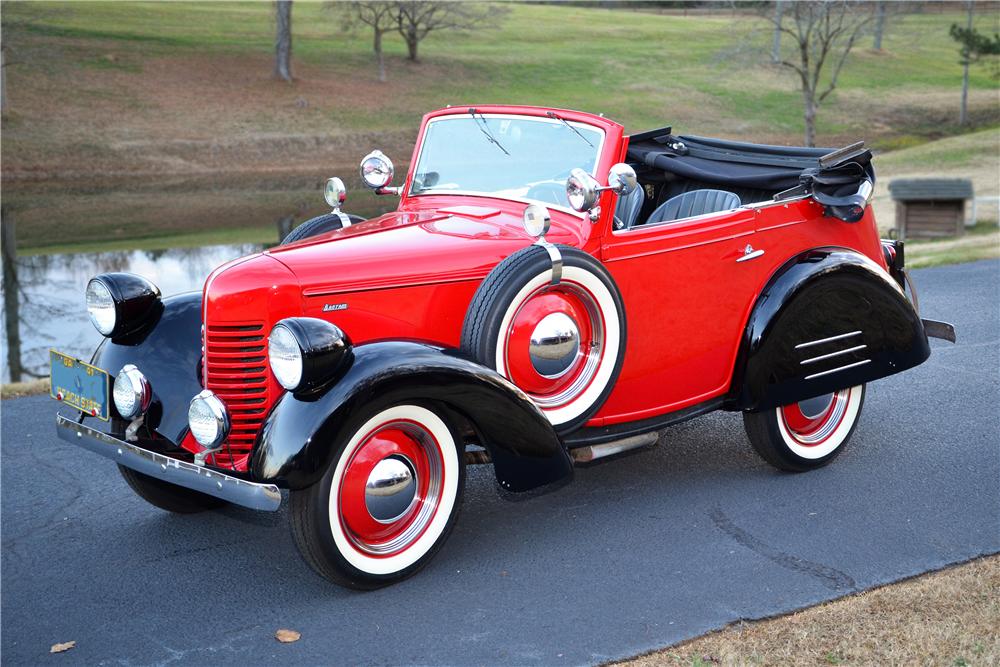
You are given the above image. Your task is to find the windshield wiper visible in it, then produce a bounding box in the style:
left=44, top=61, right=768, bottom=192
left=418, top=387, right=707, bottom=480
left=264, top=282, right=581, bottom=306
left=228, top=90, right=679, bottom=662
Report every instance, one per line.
left=546, top=111, right=593, bottom=148
left=469, top=108, right=510, bottom=156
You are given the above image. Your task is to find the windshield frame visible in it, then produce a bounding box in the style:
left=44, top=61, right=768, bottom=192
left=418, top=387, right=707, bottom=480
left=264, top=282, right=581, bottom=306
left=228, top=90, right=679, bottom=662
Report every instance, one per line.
left=406, top=112, right=607, bottom=218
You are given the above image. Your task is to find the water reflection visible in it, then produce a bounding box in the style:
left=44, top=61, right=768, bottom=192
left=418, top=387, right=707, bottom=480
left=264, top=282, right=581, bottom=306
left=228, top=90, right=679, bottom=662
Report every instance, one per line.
left=1, top=241, right=263, bottom=382
left=1, top=170, right=400, bottom=383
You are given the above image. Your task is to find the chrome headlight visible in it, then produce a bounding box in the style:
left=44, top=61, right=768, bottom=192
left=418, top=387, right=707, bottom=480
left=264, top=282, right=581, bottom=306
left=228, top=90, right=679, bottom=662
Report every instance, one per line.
left=188, top=390, right=229, bottom=448
left=268, top=318, right=352, bottom=393
left=113, top=364, right=151, bottom=419
left=85, top=273, right=161, bottom=338
left=522, top=204, right=552, bottom=239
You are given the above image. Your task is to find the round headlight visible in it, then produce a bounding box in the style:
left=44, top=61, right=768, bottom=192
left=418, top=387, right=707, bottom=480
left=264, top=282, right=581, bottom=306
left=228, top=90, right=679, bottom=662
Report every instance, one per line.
left=188, top=390, right=229, bottom=448
left=268, top=318, right=353, bottom=394
left=86, top=279, right=117, bottom=336
left=324, top=177, right=347, bottom=209
left=268, top=323, right=304, bottom=391
left=113, top=364, right=151, bottom=420
left=523, top=204, right=552, bottom=238
left=360, top=150, right=394, bottom=189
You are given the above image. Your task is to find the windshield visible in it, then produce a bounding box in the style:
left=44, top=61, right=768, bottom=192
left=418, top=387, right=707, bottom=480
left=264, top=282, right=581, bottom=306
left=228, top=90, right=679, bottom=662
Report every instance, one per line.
left=409, top=113, right=604, bottom=211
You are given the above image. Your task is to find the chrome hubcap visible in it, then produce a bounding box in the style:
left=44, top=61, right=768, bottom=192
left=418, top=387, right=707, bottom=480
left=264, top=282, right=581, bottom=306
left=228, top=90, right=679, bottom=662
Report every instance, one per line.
left=364, top=456, right=417, bottom=523
left=798, top=393, right=834, bottom=419
left=528, top=312, right=580, bottom=378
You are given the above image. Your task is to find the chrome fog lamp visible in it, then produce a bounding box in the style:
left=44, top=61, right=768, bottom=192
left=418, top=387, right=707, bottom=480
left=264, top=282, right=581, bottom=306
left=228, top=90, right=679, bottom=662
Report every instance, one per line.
left=360, top=150, right=400, bottom=195
left=324, top=177, right=347, bottom=211
left=113, top=364, right=151, bottom=419
left=188, top=390, right=229, bottom=448
left=523, top=204, right=552, bottom=239
left=85, top=273, right=162, bottom=339
left=268, top=317, right=353, bottom=393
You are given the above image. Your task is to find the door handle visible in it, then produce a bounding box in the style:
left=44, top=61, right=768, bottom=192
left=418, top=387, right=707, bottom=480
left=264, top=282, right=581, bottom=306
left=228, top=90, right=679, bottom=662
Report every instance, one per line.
left=736, top=244, right=765, bottom=263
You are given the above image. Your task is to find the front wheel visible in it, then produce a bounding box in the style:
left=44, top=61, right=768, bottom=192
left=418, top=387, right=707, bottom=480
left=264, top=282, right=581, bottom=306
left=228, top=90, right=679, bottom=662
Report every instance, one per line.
left=743, top=385, right=865, bottom=472
left=290, top=403, right=464, bottom=589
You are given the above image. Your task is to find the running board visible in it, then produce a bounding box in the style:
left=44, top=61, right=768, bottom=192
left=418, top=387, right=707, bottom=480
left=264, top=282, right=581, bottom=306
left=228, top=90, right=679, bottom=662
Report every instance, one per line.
left=569, top=432, right=659, bottom=464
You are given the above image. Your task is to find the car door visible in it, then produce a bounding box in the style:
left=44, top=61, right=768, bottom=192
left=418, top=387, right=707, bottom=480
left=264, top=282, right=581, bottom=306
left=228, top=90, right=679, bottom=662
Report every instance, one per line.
left=593, top=206, right=770, bottom=425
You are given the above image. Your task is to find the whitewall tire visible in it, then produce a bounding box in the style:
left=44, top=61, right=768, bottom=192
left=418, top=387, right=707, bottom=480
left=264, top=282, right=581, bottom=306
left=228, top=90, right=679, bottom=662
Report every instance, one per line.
left=743, top=385, right=865, bottom=471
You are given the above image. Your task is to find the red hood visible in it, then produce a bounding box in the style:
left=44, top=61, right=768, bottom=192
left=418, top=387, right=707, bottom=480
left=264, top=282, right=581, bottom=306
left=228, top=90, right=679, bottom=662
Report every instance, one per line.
left=264, top=203, right=589, bottom=296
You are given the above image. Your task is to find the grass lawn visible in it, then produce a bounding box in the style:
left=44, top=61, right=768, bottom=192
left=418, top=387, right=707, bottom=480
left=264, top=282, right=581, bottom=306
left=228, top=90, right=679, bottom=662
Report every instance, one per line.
left=616, top=555, right=999, bottom=667
left=2, top=2, right=998, bottom=178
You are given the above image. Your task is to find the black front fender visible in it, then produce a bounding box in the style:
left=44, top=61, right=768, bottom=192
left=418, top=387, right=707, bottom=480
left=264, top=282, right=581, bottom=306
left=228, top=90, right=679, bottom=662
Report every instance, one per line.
left=729, top=248, right=930, bottom=411
left=90, top=292, right=202, bottom=443
left=250, top=341, right=572, bottom=493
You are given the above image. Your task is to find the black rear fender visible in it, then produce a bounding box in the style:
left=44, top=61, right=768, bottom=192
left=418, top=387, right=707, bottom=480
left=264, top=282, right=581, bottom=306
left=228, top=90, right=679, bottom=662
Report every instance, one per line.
left=250, top=341, right=571, bottom=493
left=729, top=249, right=929, bottom=411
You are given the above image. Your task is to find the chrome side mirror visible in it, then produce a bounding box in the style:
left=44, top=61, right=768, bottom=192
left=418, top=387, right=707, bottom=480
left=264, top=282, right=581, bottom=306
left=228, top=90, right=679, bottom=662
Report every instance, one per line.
left=607, top=163, right=637, bottom=196
left=360, top=150, right=401, bottom=195
left=324, top=177, right=347, bottom=212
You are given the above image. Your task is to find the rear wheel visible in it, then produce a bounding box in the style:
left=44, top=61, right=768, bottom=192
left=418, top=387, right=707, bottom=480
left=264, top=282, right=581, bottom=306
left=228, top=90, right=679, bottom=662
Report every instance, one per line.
left=743, top=385, right=865, bottom=471
left=290, top=403, right=464, bottom=589
left=118, top=465, right=226, bottom=513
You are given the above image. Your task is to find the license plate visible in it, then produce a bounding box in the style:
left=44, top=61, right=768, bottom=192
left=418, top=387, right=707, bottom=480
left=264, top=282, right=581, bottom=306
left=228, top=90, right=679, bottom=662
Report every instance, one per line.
left=50, top=350, right=110, bottom=421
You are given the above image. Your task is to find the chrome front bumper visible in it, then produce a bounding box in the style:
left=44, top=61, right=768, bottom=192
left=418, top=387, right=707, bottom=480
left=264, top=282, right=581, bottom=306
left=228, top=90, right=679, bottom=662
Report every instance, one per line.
left=55, top=415, right=282, bottom=511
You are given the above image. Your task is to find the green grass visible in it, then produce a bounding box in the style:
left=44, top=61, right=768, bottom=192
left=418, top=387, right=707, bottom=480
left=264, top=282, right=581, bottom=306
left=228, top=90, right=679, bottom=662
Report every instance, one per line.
left=18, top=225, right=279, bottom=256
left=3, top=1, right=998, bottom=146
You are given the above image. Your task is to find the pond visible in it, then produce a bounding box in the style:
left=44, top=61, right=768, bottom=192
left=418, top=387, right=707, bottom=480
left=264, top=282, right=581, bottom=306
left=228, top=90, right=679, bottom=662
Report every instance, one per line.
left=1, top=170, right=399, bottom=383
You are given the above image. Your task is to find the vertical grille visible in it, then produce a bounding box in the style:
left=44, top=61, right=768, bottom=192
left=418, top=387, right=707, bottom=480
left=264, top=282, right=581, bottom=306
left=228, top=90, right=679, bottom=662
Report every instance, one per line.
left=204, top=322, right=269, bottom=469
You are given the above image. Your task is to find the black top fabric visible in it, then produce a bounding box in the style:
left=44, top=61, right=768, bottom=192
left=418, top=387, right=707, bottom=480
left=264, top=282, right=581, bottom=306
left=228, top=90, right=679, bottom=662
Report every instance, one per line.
left=626, top=129, right=874, bottom=194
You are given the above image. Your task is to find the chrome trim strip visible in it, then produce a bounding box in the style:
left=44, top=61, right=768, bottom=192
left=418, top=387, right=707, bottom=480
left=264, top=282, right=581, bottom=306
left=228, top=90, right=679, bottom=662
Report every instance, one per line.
left=794, top=330, right=862, bottom=350
left=55, top=415, right=281, bottom=512
left=800, top=344, right=868, bottom=365
left=804, top=359, right=871, bottom=380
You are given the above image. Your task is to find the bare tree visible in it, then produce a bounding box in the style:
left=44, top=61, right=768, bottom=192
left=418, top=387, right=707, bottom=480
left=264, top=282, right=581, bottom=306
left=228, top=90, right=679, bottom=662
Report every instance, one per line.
left=348, top=1, right=396, bottom=82
left=274, top=0, right=293, bottom=82
left=395, top=2, right=505, bottom=63
left=771, top=1, right=784, bottom=64
left=950, top=1, right=1000, bottom=125
left=764, top=1, right=875, bottom=147
left=872, top=1, right=887, bottom=50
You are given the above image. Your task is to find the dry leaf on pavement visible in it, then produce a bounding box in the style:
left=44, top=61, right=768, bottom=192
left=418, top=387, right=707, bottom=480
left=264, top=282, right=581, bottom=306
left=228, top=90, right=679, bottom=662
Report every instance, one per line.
left=50, top=641, right=76, bottom=653
left=275, top=629, right=301, bottom=643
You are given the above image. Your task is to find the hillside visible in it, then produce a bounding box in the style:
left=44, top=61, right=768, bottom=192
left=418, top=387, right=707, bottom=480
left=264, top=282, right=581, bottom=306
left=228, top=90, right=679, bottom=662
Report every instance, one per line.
left=2, top=1, right=998, bottom=180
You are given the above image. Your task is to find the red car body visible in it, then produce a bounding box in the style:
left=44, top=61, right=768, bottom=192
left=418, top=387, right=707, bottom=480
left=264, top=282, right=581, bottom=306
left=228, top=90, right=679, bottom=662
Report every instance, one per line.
left=56, top=105, right=950, bottom=588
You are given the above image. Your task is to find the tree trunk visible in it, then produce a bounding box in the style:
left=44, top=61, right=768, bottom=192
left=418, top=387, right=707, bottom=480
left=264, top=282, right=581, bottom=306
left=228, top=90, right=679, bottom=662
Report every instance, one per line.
left=959, top=1, right=973, bottom=125
left=771, top=1, right=784, bottom=64
left=1, top=208, right=23, bottom=383
left=405, top=30, right=419, bottom=62
left=873, top=1, right=886, bottom=50
left=1, top=47, right=7, bottom=113
left=274, top=0, right=293, bottom=82
left=374, top=29, right=386, bottom=83
left=803, top=93, right=817, bottom=147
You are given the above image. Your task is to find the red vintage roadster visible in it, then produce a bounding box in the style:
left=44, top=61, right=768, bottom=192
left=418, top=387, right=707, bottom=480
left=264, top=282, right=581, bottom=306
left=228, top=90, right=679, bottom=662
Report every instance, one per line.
left=53, top=105, right=954, bottom=588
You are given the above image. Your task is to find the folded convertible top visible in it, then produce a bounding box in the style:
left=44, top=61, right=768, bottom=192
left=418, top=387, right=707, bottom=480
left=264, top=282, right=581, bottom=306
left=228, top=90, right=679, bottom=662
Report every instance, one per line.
left=626, top=127, right=873, bottom=193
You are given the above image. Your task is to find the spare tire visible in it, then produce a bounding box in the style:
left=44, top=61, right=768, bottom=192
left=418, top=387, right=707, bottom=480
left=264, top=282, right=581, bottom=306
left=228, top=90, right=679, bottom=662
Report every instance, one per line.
left=280, top=213, right=366, bottom=245
left=461, top=244, right=626, bottom=434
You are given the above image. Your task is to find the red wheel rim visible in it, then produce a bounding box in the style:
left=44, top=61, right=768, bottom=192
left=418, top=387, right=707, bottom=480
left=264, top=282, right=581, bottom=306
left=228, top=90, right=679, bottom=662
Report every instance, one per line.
left=502, top=280, right=605, bottom=409
left=338, top=419, right=444, bottom=557
left=779, top=388, right=853, bottom=446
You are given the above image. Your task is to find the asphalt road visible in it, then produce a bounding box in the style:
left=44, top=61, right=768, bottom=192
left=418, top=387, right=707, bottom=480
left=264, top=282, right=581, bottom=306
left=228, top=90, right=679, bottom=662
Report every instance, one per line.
left=2, top=260, right=998, bottom=666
